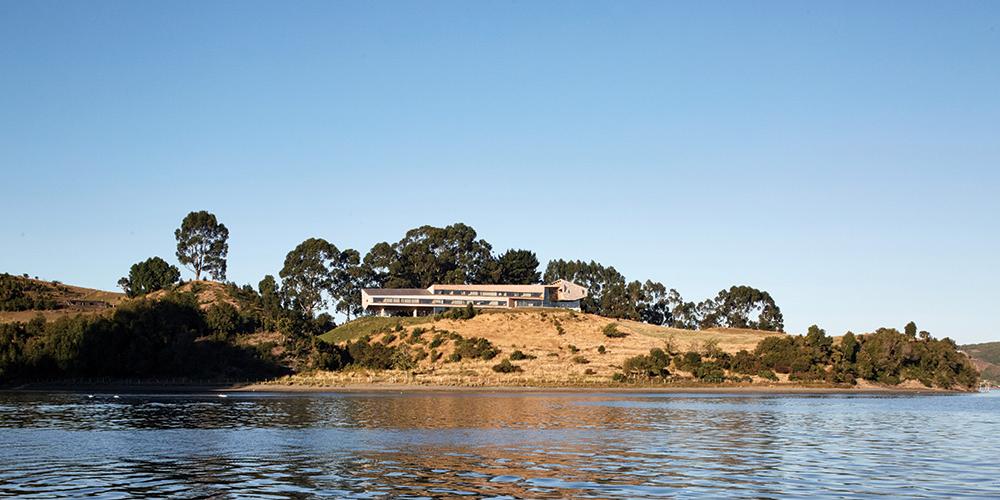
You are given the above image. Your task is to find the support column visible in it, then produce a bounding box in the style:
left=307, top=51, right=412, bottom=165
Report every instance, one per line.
left=412, top=308, right=418, bottom=317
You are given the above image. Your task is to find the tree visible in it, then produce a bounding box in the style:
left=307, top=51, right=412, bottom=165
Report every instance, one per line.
left=698, top=285, right=784, bottom=332
left=495, top=249, right=541, bottom=284
left=119, top=257, right=180, bottom=298
left=905, top=321, right=918, bottom=339
left=174, top=211, right=229, bottom=281
left=279, top=238, right=356, bottom=318
left=638, top=280, right=672, bottom=325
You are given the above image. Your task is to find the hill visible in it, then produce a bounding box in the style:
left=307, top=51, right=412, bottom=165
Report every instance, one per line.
left=960, top=342, right=1000, bottom=383
left=0, top=273, right=125, bottom=323
left=308, top=309, right=785, bottom=386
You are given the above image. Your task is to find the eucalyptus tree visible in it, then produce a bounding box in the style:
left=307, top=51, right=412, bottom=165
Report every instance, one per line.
left=174, top=210, right=229, bottom=281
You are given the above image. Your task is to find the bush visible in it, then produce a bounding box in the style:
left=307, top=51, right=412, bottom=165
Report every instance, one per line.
left=382, top=333, right=398, bottom=344
left=758, top=369, right=778, bottom=381
left=492, top=359, right=522, bottom=373
left=571, top=355, right=590, bottom=364
left=453, top=336, right=499, bottom=360
left=346, top=339, right=413, bottom=370
left=584, top=368, right=596, bottom=375
left=694, top=362, right=726, bottom=383
left=674, top=351, right=703, bottom=372
left=730, top=350, right=759, bottom=375
left=445, top=304, right=477, bottom=320
left=620, top=348, right=671, bottom=379
left=597, top=345, right=606, bottom=354
left=509, top=350, right=535, bottom=361
left=554, top=320, right=565, bottom=335
left=603, top=323, right=627, bottom=338
left=447, top=352, right=462, bottom=363
left=205, top=302, right=241, bottom=339
left=567, top=344, right=579, bottom=354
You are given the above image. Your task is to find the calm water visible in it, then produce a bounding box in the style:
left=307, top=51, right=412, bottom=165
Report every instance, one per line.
left=0, top=391, right=998, bottom=498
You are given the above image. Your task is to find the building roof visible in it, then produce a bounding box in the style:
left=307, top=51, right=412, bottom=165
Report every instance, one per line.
left=361, top=288, right=431, bottom=296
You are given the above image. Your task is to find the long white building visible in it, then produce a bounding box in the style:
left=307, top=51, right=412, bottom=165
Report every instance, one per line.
left=361, top=279, right=588, bottom=316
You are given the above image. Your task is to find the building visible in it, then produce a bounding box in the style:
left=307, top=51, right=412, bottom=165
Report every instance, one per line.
left=361, top=279, right=588, bottom=317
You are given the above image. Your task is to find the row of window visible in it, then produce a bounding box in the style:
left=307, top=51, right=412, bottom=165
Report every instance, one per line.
left=372, top=297, right=507, bottom=307
left=433, top=289, right=542, bottom=298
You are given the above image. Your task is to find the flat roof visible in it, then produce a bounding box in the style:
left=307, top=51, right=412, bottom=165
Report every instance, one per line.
left=361, top=288, right=431, bottom=296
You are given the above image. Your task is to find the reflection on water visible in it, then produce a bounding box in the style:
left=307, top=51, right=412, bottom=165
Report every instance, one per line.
left=1, top=391, right=998, bottom=498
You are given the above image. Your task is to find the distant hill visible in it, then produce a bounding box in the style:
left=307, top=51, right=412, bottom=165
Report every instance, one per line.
left=0, top=273, right=125, bottom=323
left=960, top=342, right=1000, bottom=383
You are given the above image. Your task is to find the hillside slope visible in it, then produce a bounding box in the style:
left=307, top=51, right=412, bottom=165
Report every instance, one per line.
left=0, top=274, right=125, bottom=323
left=307, top=309, right=785, bottom=386
left=960, top=342, right=1000, bottom=383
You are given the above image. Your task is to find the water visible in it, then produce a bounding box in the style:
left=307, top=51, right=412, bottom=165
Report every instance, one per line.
left=1, top=391, right=998, bottom=498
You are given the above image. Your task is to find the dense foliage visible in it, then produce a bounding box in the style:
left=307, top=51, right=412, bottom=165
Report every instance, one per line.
left=175, top=210, right=229, bottom=281
left=118, top=256, right=180, bottom=298
left=0, top=294, right=283, bottom=380
left=0, top=274, right=58, bottom=311
left=615, top=323, right=978, bottom=389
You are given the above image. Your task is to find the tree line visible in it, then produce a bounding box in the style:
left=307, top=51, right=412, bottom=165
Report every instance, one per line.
left=617, top=321, right=979, bottom=390
left=114, top=212, right=785, bottom=332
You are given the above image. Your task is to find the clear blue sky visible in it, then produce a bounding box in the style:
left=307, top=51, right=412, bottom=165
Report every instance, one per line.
left=1, top=1, right=998, bottom=343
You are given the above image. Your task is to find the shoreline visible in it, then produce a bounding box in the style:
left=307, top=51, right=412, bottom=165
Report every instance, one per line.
left=1, top=380, right=963, bottom=395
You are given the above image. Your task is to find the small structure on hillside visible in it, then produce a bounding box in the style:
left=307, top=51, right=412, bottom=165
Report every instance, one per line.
left=362, top=279, right=588, bottom=317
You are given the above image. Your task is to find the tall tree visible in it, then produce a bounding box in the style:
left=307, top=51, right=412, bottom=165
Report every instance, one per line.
left=279, top=238, right=357, bottom=318
left=495, top=249, right=541, bottom=284
left=119, top=257, right=181, bottom=298
left=174, top=211, right=229, bottom=281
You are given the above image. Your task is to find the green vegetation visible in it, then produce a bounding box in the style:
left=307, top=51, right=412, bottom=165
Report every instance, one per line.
left=613, top=322, right=978, bottom=389
left=453, top=336, right=500, bottom=361
left=0, top=295, right=283, bottom=380
left=0, top=274, right=59, bottom=311
left=174, top=210, right=229, bottom=281
left=492, top=359, right=522, bottom=373
left=118, top=256, right=180, bottom=298
left=318, top=316, right=430, bottom=344
left=571, top=355, right=590, bottom=364
left=603, top=323, right=627, bottom=338
left=509, top=350, right=535, bottom=361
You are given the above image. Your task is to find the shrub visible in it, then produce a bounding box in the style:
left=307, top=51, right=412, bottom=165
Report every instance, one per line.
left=694, top=362, right=726, bottom=383
left=447, top=352, right=462, bottom=363
left=584, top=368, right=596, bottom=375
left=453, top=336, right=499, bottom=360
left=674, top=351, right=703, bottom=372
left=346, top=339, right=413, bottom=370
left=620, top=348, right=671, bottom=379
left=445, top=304, right=477, bottom=320
left=730, top=350, right=759, bottom=375
left=758, top=369, right=778, bottom=381
left=382, top=333, right=397, bottom=344
left=567, top=344, right=579, bottom=354
left=603, top=323, right=627, bottom=338
left=597, top=345, right=606, bottom=355
left=509, top=350, right=535, bottom=361
left=612, top=372, right=628, bottom=383
left=492, top=359, right=522, bottom=373
left=554, top=320, right=566, bottom=335
left=408, top=328, right=426, bottom=343
left=571, top=355, right=590, bottom=364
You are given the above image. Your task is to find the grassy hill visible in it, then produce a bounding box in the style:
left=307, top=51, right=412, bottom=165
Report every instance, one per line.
left=960, top=342, right=1000, bottom=383
left=307, top=309, right=785, bottom=386
left=0, top=273, right=125, bottom=323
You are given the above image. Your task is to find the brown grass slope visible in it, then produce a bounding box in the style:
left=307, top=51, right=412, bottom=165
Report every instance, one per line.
left=0, top=276, right=125, bottom=323
left=295, top=309, right=786, bottom=387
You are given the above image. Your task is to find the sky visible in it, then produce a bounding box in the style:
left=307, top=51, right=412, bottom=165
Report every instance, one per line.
left=1, top=1, right=998, bottom=343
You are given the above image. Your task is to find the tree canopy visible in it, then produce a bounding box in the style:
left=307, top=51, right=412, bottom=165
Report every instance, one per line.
left=119, top=256, right=180, bottom=298
left=174, top=211, right=229, bottom=281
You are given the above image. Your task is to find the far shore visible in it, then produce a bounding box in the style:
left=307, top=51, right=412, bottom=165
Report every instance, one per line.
left=1, top=379, right=964, bottom=395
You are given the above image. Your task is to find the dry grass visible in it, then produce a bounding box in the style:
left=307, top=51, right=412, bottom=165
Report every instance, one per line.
left=284, top=309, right=786, bottom=387
left=0, top=278, right=125, bottom=324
